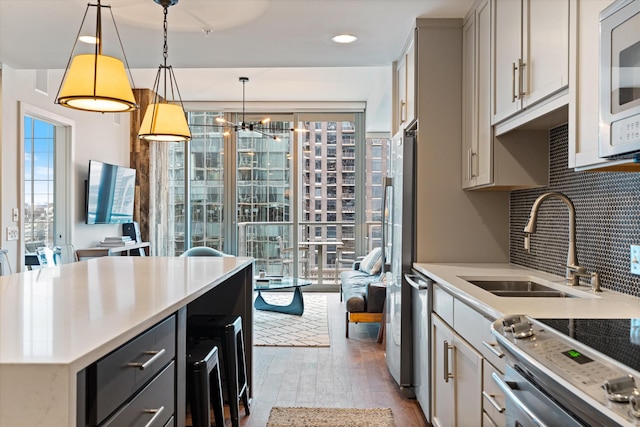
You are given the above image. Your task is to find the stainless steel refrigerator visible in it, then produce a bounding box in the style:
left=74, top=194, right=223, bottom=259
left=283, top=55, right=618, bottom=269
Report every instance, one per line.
left=382, top=121, right=416, bottom=398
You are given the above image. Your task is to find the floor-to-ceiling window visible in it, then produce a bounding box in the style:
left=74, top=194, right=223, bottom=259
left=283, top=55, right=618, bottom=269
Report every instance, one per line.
left=158, top=108, right=388, bottom=291
left=24, top=116, right=55, bottom=251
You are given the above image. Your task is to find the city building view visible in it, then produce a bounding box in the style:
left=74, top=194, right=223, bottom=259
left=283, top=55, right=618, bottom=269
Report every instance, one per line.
left=166, top=111, right=389, bottom=289
left=23, top=117, right=55, bottom=253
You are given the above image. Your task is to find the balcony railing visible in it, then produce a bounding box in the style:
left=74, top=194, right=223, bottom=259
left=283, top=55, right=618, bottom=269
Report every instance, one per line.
left=237, top=221, right=381, bottom=288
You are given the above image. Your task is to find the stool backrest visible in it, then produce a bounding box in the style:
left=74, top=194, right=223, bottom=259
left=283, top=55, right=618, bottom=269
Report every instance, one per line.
left=181, top=247, right=230, bottom=257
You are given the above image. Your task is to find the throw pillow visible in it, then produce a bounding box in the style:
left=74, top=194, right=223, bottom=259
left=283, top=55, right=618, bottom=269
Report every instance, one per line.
left=359, top=247, right=383, bottom=275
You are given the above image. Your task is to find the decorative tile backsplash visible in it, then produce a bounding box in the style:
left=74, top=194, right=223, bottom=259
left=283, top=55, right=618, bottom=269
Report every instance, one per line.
left=510, top=124, right=640, bottom=296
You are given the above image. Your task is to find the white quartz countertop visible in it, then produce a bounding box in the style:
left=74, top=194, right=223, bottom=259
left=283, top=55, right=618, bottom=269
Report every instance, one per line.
left=413, top=263, right=640, bottom=320
left=0, top=256, right=253, bottom=370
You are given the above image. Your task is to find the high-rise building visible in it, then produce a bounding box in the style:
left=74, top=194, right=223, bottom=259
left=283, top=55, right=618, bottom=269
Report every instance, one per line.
left=167, top=112, right=389, bottom=283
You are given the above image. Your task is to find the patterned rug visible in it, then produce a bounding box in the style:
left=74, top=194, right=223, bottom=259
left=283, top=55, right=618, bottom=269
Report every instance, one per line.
left=266, top=407, right=394, bottom=427
left=254, top=292, right=330, bottom=347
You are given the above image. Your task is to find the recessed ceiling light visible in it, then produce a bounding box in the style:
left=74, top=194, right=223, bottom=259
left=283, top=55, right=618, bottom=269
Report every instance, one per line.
left=331, top=34, right=358, bottom=44
left=78, top=35, right=99, bottom=44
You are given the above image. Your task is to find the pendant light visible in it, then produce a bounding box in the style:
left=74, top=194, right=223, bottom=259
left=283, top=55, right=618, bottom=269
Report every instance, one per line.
left=56, top=0, right=138, bottom=113
left=138, top=0, right=191, bottom=142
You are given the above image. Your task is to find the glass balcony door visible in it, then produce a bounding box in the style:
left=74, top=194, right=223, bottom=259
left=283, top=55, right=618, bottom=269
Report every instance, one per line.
left=156, top=110, right=389, bottom=293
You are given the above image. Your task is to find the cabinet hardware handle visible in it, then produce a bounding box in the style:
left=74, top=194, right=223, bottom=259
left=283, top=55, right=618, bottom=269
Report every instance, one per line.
left=400, top=101, right=406, bottom=124
left=443, top=340, right=454, bottom=383
left=512, top=62, right=518, bottom=102
left=471, top=150, right=477, bottom=179
left=127, top=349, right=166, bottom=370
left=518, top=58, right=526, bottom=99
left=482, top=391, right=505, bottom=413
left=482, top=341, right=505, bottom=358
left=143, top=406, right=165, bottom=427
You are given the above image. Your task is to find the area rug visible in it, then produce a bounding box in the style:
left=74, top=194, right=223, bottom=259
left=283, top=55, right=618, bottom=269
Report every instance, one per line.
left=254, top=293, right=330, bottom=347
left=266, top=407, right=394, bottom=427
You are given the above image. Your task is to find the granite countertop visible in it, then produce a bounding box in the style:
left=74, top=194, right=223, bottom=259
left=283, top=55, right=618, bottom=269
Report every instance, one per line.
left=413, top=262, right=640, bottom=320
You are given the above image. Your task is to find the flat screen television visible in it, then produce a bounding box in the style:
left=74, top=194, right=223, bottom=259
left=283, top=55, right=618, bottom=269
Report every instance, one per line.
left=85, top=160, right=136, bottom=224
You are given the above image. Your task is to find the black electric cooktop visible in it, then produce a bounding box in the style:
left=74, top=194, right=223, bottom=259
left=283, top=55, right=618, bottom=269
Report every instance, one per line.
left=537, top=318, right=640, bottom=374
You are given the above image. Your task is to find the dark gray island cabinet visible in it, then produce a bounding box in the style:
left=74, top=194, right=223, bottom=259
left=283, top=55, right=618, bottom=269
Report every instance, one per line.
left=0, top=256, right=253, bottom=427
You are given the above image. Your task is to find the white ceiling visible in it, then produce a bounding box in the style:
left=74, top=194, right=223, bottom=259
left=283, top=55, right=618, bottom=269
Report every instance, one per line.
left=0, top=0, right=473, bottom=131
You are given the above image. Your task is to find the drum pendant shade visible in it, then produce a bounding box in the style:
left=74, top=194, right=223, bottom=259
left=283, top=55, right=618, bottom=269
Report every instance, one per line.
left=57, top=54, right=137, bottom=112
left=139, top=103, right=191, bottom=142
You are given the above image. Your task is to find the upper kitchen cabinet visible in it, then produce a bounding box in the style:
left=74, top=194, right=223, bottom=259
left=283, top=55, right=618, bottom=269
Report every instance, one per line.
left=492, top=0, right=570, bottom=130
left=462, top=0, right=492, bottom=189
left=463, top=0, right=549, bottom=190
left=392, top=30, right=416, bottom=134
left=568, top=0, right=640, bottom=171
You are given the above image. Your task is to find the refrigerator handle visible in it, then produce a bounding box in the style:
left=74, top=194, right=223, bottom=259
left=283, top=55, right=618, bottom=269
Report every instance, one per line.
left=381, top=176, right=392, bottom=271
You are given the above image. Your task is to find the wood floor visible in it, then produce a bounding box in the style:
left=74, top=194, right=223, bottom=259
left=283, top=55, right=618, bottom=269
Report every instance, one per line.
left=236, top=292, right=429, bottom=427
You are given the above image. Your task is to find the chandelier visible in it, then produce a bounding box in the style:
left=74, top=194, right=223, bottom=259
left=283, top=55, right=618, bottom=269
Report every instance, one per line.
left=214, top=77, right=308, bottom=141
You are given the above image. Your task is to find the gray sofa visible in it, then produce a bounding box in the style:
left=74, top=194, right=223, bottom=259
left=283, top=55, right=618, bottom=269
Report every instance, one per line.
left=340, top=260, right=386, bottom=340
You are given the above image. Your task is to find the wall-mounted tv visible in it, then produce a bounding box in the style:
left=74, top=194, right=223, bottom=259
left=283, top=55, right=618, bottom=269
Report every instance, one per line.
left=85, top=160, right=136, bottom=224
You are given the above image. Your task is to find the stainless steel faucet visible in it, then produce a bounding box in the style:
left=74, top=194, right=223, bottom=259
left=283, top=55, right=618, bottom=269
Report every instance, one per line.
left=523, top=192, right=600, bottom=290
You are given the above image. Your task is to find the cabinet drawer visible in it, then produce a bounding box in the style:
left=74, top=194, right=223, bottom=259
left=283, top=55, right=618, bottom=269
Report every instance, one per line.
left=453, top=301, right=505, bottom=372
left=102, top=361, right=175, bottom=427
left=95, top=315, right=176, bottom=423
left=482, top=359, right=506, bottom=427
left=432, top=284, right=454, bottom=326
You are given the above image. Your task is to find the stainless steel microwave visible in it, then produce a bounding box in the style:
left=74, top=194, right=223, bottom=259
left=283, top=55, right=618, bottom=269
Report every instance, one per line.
left=599, top=0, right=640, bottom=158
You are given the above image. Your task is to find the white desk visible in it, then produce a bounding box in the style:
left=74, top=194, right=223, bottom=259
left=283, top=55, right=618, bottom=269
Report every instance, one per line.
left=75, top=241, right=150, bottom=259
left=298, top=240, right=343, bottom=286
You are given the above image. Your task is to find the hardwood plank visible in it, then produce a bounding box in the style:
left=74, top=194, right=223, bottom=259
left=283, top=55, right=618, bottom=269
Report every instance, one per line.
left=232, top=292, right=429, bottom=427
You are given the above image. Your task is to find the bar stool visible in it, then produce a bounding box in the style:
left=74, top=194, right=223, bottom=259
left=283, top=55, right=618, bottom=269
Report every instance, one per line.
left=188, top=315, right=250, bottom=427
left=186, top=340, right=225, bottom=427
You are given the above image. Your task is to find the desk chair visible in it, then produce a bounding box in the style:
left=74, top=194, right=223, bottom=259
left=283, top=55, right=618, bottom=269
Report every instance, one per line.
left=0, top=249, right=12, bottom=276
left=26, top=245, right=78, bottom=270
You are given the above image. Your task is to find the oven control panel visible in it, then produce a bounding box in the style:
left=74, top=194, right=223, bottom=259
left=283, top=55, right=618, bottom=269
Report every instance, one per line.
left=492, top=316, right=640, bottom=426
left=523, top=337, right=621, bottom=387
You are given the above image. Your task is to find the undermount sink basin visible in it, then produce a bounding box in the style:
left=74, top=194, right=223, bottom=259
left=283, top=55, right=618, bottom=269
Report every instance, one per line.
left=465, top=279, right=577, bottom=298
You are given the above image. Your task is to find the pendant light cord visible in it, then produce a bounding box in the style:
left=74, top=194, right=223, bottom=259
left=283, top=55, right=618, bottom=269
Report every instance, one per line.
left=163, top=5, right=169, bottom=98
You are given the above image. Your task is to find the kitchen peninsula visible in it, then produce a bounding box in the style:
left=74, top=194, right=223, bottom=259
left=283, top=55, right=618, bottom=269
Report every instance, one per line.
left=0, top=256, right=254, bottom=426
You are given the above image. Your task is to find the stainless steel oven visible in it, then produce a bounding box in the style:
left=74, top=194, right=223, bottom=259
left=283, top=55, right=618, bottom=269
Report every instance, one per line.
left=492, top=315, right=640, bottom=427
left=599, top=0, right=640, bottom=158
left=493, top=365, right=584, bottom=427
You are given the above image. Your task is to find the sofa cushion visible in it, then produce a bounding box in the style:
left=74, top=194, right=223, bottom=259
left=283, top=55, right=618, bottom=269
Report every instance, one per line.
left=359, top=247, right=383, bottom=275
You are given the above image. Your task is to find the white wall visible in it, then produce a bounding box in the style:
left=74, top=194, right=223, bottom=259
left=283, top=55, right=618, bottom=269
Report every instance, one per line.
left=1, top=65, right=131, bottom=270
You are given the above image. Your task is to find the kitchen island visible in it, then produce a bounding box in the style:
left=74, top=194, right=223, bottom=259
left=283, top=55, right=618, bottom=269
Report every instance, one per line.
left=0, top=256, right=254, bottom=426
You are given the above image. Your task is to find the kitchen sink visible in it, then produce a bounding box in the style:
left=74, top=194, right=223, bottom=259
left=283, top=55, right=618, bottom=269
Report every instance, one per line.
left=465, top=279, right=577, bottom=298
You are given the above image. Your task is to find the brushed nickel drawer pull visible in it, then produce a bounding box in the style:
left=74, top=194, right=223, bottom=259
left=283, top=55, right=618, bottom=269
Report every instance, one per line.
left=483, top=391, right=505, bottom=413
left=443, top=340, right=454, bottom=383
left=127, top=349, right=166, bottom=370
left=143, top=406, right=165, bottom=427
left=482, top=341, right=505, bottom=358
